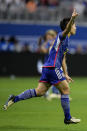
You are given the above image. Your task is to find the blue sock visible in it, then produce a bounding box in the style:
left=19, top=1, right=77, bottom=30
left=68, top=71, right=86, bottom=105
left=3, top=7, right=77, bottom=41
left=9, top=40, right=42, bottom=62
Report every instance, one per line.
left=14, top=89, right=37, bottom=103
left=52, top=86, right=60, bottom=94
left=61, top=94, right=71, bottom=120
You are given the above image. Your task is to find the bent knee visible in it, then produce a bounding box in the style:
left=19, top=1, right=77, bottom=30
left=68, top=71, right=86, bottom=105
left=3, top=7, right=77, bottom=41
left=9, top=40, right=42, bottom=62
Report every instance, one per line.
left=35, top=88, right=46, bottom=96
left=61, top=86, right=70, bottom=95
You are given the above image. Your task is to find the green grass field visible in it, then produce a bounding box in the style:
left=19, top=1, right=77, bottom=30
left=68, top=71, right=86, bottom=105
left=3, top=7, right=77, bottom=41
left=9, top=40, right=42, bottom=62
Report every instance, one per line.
left=0, top=77, right=87, bottom=131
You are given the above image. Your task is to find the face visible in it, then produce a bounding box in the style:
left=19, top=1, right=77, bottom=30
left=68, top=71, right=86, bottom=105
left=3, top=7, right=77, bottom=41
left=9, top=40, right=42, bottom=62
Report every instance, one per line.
left=70, top=23, right=76, bottom=35
left=46, top=34, right=53, bottom=41
left=46, top=33, right=57, bottom=41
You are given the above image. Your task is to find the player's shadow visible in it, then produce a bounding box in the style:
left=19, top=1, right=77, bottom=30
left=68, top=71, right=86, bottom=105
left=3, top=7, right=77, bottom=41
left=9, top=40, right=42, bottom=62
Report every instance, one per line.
left=0, top=125, right=79, bottom=131
left=0, top=125, right=57, bottom=130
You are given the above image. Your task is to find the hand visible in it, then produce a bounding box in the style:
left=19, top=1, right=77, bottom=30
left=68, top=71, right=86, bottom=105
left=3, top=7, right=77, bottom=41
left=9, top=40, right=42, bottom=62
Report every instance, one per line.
left=72, top=8, right=78, bottom=19
left=65, top=74, right=74, bottom=83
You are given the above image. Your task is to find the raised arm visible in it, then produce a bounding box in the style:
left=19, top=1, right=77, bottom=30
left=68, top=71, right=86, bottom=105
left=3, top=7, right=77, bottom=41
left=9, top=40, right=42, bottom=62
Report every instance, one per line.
left=62, top=9, right=78, bottom=38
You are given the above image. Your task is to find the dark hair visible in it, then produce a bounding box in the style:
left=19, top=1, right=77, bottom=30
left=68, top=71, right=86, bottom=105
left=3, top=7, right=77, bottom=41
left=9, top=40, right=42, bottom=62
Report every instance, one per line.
left=60, top=17, right=71, bottom=31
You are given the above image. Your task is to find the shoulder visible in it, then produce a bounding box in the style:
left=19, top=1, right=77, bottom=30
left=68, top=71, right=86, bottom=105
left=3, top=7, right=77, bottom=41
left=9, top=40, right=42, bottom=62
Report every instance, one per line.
left=58, top=32, right=68, bottom=41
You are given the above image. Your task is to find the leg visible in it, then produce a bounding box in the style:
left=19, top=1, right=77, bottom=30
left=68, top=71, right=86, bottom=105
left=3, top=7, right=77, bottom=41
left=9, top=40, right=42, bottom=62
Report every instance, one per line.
left=46, top=86, right=61, bottom=100
left=52, top=85, right=60, bottom=94
left=55, top=80, right=71, bottom=120
left=35, top=82, right=51, bottom=96
left=3, top=82, right=51, bottom=110
left=14, top=82, right=50, bottom=102
left=55, top=80, right=80, bottom=124
left=36, top=82, right=50, bottom=99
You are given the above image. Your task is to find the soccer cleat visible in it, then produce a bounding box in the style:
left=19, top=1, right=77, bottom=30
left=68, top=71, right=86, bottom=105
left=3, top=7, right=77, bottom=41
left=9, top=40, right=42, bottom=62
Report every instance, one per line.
left=64, top=117, right=81, bottom=124
left=3, top=95, right=15, bottom=110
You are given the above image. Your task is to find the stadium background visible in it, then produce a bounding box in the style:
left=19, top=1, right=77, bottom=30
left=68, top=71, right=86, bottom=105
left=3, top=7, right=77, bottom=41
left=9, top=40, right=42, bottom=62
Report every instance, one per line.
left=0, top=0, right=87, bottom=131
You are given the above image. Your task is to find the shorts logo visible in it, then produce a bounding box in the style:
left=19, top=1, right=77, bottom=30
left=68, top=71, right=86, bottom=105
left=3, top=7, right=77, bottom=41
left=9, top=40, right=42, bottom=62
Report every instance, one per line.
left=55, top=68, right=63, bottom=80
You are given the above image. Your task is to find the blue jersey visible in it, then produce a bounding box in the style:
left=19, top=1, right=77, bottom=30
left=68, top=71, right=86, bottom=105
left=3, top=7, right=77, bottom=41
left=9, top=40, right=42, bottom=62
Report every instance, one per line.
left=44, top=39, right=54, bottom=63
left=43, top=32, right=69, bottom=69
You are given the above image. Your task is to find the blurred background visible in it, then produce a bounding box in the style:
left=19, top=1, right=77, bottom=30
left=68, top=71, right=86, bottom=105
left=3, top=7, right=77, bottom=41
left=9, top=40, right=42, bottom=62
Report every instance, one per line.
left=0, top=0, right=87, bottom=77
left=0, top=1, right=87, bottom=130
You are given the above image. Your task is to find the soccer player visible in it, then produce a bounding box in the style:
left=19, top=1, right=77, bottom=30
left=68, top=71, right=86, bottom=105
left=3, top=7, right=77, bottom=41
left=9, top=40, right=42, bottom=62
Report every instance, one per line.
left=40, top=29, right=60, bottom=99
left=40, top=29, right=57, bottom=63
left=4, top=9, right=80, bottom=124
